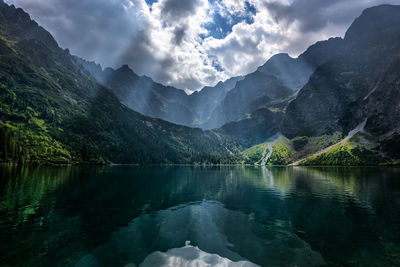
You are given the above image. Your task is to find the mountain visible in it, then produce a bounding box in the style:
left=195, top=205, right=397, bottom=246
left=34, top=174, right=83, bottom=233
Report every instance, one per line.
left=74, top=4, right=400, bottom=166
left=74, top=29, right=343, bottom=132
left=211, top=37, right=344, bottom=139
left=203, top=71, right=293, bottom=129
left=74, top=57, right=196, bottom=126
left=0, top=1, right=241, bottom=165
left=75, top=37, right=343, bottom=131
left=75, top=56, right=243, bottom=127
left=257, top=53, right=312, bottom=90
left=217, top=108, right=284, bottom=147
left=282, top=4, right=400, bottom=137
left=269, top=4, right=400, bottom=165
left=201, top=37, right=345, bottom=130
left=364, top=58, right=400, bottom=159
left=221, top=4, right=400, bottom=165
left=187, top=76, right=244, bottom=125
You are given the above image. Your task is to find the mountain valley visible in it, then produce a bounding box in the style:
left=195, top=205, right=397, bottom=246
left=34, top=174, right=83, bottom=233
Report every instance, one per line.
left=1, top=1, right=400, bottom=166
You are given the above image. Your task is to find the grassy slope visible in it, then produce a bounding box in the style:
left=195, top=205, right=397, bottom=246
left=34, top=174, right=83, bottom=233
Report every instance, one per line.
left=301, top=133, right=381, bottom=166
left=266, top=136, right=296, bottom=165
left=241, top=132, right=384, bottom=166
left=241, top=142, right=268, bottom=164
left=241, top=136, right=296, bottom=165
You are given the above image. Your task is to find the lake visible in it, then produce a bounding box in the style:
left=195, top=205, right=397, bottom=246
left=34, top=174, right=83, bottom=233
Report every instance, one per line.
left=0, top=166, right=400, bottom=266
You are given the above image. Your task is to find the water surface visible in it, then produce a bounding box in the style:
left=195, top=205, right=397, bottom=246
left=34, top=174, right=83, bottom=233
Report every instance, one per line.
left=0, top=166, right=400, bottom=266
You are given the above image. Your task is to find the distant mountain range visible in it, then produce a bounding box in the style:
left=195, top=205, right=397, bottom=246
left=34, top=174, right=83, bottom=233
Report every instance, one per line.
left=75, top=31, right=345, bottom=131
left=74, top=56, right=244, bottom=128
left=1, top=1, right=400, bottom=165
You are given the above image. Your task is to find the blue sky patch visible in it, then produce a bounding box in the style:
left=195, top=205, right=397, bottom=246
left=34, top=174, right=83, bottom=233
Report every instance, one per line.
left=203, top=0, right=257, bottom=39
left=210, top=56, right=224, bottom=72
left=145, top=0, right=158, bottom=10
left=145, top=0, right=158, bottom=5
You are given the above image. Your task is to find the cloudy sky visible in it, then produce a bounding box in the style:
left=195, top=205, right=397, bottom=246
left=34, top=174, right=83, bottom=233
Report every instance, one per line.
left=6, top=0, right=400, bottom=91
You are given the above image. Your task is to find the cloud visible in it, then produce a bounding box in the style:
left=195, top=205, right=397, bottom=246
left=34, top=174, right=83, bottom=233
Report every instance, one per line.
left=172, top=25, right=186, bottom=45
left=6, top=0, right=149, bottom=69
left=159, top=0, right=203, bottom=24
left=257, top=0, right=400, bottom=55
left=7, top=0, right=400, bottom=91
left=264, top=0, right=392, bottom=33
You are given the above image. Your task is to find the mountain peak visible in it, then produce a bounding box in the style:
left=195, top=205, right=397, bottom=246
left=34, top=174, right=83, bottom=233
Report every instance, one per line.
left=257, top=53, right=292, bottom=71
left=116, top=64, right=136, bottom=76
left=269, top=53, right=291, bottom=60
left=344, top=4, right=400, bottom=44
left=119, top=64, right=132, bottom=71
left=0, top=1, right=60, bottom=51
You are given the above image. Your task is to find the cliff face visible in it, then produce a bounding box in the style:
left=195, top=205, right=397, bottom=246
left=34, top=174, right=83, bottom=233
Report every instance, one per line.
left=282, top=5, right=400, bottom=138
left=363, top=59, right=400, bottom=159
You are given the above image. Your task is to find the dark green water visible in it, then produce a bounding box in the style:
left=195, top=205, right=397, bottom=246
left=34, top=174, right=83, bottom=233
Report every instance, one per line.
left=1, top=166, right=400, bottom=266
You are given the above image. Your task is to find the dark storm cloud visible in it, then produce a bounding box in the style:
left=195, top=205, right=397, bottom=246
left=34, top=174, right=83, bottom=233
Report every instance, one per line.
left=8, top=0, right=144, bottom=69
left=265, top=0, right=399, bottom=33
left=160, top=0, right=202, bottom=23
left=172, top=25, right=186, bottom=45
left=118, top=29, right=155, bottom=74
left=261, top=0, right=400, bottom=58
left=8, top=0, right=201, bottom=89
left=266, top=0, right=343, bottom=32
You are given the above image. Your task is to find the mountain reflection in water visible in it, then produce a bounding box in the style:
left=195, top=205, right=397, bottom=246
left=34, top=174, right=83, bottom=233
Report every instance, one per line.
left=0, top=166, right=399, bottom=266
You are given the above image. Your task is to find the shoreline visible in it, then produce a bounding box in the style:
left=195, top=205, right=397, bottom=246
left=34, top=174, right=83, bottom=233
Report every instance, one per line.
left=1, top=162, right=399, bottom=168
